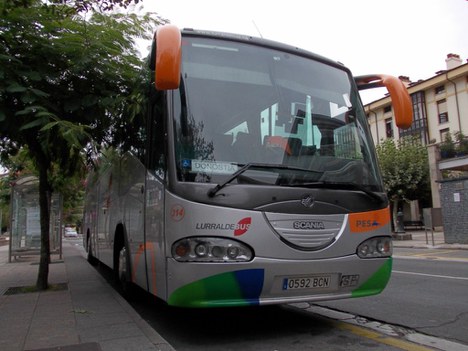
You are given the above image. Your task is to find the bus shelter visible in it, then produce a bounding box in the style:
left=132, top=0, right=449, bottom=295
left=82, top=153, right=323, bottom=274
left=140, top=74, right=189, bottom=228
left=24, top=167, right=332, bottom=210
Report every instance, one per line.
left=9, top=176, right=62, bottom=262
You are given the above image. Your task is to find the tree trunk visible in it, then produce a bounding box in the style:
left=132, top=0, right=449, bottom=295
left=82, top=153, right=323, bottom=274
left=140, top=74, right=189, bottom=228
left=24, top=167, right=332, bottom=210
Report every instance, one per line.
left=36, top=164, right=51, bottom=291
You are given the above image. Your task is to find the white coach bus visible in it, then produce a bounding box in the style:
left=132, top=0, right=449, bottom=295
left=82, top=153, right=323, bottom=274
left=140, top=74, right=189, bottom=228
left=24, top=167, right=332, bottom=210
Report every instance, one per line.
left=83, top=25, right=412, bottom=307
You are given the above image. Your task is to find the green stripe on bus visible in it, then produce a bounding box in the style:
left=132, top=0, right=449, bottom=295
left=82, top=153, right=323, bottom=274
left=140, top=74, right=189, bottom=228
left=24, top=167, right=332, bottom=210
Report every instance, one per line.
left=168, top=269, right=263, bottom=307
left=351, top=258, right=392, bottom=298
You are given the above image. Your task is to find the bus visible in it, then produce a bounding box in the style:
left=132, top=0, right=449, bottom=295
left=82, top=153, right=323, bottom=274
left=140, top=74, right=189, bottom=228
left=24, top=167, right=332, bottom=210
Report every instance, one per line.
left=83, top=25, right=412, bottom=308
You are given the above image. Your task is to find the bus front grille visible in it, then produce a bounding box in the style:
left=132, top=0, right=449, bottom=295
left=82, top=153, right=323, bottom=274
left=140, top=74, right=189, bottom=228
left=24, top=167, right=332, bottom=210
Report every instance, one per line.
left=264, top=213, right=345, bottom=250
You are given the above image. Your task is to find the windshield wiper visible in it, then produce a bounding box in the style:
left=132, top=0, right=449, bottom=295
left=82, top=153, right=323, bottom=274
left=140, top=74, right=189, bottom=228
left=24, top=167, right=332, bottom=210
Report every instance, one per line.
left=287, top=181, right=386, bottom=203
left=207, top=163, right=321, bottom=197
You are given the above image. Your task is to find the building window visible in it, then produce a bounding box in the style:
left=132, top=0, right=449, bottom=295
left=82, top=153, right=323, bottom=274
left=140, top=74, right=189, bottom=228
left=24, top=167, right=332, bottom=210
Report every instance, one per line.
left=435, top=85, right=445, bottom=94
left=399, top=92, right=428, bottom=144
left=437, top=99, right=448, bottom=124
left=384, top=105, right=392, bottom=113
left=385, top=118, right=393, bottom=138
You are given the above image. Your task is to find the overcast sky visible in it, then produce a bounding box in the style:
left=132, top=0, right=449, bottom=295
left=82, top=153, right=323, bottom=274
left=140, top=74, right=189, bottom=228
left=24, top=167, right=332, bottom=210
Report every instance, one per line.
left=140, top=0, right=468, bottom=103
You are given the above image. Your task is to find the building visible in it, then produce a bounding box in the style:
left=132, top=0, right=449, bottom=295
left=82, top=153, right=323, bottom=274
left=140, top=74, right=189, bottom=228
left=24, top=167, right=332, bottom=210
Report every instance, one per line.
left=364, top=54, right=468, bottom=241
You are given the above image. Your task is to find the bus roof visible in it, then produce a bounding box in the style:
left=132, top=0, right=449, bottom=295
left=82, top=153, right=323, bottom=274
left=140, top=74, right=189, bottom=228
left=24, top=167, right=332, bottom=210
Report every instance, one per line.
left=180, top=28, right=349, bottom=73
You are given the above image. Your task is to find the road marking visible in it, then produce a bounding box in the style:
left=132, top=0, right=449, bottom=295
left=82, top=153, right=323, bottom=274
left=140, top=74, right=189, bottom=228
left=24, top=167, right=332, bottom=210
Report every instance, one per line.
left=394, top=254, right=468, bottom=263
left=412, top=250, right=454, bottom=257
left=336, top=322, right=435, bottom=351
left=393, top=270, right=468, bottom=281
left=291, top=304, right=468, bottom=351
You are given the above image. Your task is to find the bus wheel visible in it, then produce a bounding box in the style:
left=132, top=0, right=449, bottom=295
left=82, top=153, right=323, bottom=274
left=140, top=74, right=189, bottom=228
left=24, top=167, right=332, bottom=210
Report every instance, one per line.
left=87, top=236, right=97, bottom=266
left=117, top=246, right=134, bottom=299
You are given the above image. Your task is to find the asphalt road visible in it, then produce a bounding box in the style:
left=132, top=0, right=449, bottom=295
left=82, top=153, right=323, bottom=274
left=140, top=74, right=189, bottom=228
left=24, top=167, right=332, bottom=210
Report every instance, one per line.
left=317, top=247, right=468, bottom=345
left=128, top=292, right=411, bottom=351
left=123, top=247, right=468, bottom=350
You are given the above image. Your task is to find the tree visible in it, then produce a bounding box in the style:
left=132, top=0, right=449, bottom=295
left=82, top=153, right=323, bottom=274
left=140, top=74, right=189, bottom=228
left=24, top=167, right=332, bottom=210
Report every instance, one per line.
left=0, top=0, right=163, bottom=289
left=0, top=173, right=12, bottom=233
left=49, top=0, right=141, bottom=12
left=376, top=136, right=431, bottom=230
left=3, top=0, right=142, bottom=13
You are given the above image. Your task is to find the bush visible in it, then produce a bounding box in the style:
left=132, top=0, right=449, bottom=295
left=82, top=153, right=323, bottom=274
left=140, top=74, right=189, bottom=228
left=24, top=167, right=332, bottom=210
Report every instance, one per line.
left=440, top=133, right=456, bottom=159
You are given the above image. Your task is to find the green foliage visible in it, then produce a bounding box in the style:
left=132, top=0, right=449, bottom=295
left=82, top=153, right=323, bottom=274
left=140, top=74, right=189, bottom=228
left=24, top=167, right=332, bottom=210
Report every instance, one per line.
left=454, top=131, right=468, bottom=156
left=376, top=136, right=430, bottom=204
left=0, top=175, right=11, bottom=231
left=0, top=0, right=163, bottom=177
left=50, top=165, right=85, bottom=225
left=1, top=0, right=144, bottom=14
left=440, top=132, right=456, bottom=159
left=0, top=0, right=165, bottom=288
left=48, top=0, right=142, bottom=13
left=0, top=148, right=84, bottom=229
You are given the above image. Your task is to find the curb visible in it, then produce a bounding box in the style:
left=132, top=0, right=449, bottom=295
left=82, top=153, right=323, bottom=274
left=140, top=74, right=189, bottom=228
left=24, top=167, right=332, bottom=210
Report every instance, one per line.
left=109, top=286, right=175, bottom=351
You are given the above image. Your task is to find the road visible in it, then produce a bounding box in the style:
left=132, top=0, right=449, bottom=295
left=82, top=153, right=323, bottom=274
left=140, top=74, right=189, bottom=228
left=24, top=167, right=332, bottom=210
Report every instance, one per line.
left=126, top=246, right=468, bottom=350
left=317, top=247, right=468, bottom=345
left=128, top=291, right=413, bottom=351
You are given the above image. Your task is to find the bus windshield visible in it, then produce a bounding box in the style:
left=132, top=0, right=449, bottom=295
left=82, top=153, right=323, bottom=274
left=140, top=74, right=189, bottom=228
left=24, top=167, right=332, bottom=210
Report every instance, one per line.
left=173, top=37, right=382, bottom=191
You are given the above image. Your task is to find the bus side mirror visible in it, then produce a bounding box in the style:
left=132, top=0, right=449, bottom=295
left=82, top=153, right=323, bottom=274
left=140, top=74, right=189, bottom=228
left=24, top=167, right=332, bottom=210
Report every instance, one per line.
left=355, top=74, right=413, bottom=129
left=153, top=24, right=181, bottom=90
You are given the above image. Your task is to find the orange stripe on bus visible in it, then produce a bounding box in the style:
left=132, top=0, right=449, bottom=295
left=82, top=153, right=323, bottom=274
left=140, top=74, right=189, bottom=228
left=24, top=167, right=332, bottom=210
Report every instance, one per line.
left=348, top=207, right=390, bottom=233
left=132, top=242, right=157, bottom=294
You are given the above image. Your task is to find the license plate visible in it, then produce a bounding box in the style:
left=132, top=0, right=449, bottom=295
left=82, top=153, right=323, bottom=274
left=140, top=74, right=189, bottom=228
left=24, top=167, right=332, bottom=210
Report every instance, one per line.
left=282, top=275, right=331, bottom=290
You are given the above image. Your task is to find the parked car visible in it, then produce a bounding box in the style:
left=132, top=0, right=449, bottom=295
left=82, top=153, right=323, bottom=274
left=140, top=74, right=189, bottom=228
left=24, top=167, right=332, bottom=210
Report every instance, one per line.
left=64, top=227, right=78, bottom=237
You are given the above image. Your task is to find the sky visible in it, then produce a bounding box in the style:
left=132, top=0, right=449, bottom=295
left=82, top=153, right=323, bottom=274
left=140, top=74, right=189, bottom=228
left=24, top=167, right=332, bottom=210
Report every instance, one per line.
left=139, top=0, right=468, bottom=103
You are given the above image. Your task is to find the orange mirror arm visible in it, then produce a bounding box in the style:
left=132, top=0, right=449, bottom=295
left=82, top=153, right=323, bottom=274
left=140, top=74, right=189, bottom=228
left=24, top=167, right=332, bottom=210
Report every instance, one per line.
left=355, top=74, right=413, bottom=129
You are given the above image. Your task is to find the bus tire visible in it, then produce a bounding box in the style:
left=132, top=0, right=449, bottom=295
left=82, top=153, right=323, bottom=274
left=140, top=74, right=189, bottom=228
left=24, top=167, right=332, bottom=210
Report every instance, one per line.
left=87, top=235, right=97, bottom=266
left=116, top=244, right=134, bottom=299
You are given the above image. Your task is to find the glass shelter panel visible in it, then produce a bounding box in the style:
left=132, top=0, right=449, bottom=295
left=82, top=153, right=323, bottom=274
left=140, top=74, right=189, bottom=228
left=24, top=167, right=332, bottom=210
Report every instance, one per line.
left=9, top=176, right=62, bottom=262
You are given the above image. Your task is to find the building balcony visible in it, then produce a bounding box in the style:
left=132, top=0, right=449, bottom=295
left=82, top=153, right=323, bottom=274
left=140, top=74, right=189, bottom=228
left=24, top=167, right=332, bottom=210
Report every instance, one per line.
left=439, top=140, right=468, bottom=172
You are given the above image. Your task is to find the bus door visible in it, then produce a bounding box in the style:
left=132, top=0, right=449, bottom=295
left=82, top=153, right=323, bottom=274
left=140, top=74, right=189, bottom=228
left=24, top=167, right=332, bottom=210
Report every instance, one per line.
left=144, top=173, right=166, bottom=298
left=119, top=154, right=147, bottom=289
left=140, top=87, right=168, bottom=297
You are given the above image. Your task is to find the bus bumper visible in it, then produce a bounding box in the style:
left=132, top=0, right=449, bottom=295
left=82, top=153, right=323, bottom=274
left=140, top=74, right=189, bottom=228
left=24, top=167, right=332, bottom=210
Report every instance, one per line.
left=166, top=256, right=392, bottom=308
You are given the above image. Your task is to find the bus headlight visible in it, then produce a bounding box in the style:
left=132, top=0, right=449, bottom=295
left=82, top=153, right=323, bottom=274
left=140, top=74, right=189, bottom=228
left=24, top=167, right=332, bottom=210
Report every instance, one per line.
left=172, top=237, right=254, bottom=262
left=357, top=237, right=392, bottom=258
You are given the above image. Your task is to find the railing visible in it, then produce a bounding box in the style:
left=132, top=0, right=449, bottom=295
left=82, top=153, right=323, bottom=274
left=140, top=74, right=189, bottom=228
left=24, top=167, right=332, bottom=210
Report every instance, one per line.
left=439, top=139, right=468, bottom=160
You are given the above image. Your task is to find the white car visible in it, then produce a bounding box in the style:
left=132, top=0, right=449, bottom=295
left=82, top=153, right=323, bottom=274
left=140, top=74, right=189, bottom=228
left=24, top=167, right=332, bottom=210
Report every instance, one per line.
left=64, top=227, right=78, bottom=237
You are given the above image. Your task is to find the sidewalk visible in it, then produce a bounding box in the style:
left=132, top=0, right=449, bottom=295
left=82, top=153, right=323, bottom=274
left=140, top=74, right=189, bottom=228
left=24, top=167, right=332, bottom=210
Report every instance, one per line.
left=392, top=229, right=468, bottom=250
left=0, top=241, right=175, bottom=351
